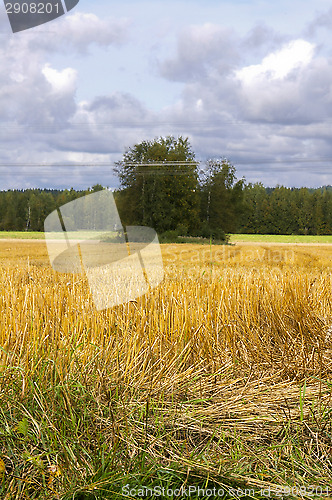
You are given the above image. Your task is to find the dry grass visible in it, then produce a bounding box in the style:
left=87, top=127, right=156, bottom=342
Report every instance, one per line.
left=0, top=240, right=332, bottom=498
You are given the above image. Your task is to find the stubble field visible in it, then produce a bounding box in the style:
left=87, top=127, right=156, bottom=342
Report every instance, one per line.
left=0, top=239, right=332, bottom=499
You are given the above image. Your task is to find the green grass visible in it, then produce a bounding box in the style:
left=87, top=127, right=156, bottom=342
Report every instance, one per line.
left=1, top=366, right=331, bottom=499
left=229, top=234, right=332, bottom=243
left=0, top=231, right=116, bottom=241
left=0, top=231, right=44, bottom=239
left=2, top=363, right=332, bottom=500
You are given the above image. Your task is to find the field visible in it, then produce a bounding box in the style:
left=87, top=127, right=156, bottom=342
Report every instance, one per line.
left=0, top=231, right=45, bottom=239
left=230, top=234, right=332, bottom=244
left=0, top=238, right=332, bottom=499
left=1, top=231, right=332, bottom=244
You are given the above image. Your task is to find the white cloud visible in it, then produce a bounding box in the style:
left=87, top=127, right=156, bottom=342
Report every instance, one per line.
left=236, top=39, right=315, bottom=84
left=24, top=12, right=130, bottom=55
left=42, top=65, right=77, bottom=94
left=59, top=12, right=130, bottom=50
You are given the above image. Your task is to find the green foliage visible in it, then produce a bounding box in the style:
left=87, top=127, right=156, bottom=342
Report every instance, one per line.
left=238, top=184, right=332, bottom=235
left=0, top=187, right=94, bottom=232
left=115, top=136, right=200, bottom=234
left=199, top=159, right=244, bottom=238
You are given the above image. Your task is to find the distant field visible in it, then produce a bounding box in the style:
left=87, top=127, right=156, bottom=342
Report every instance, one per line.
left=230, top=233, right=332, bottom=243
left=0, top=231, right=116, bottom=241
left=1, top=231, right=332, bottom=244
left=0, top=231, right=44, bottom=239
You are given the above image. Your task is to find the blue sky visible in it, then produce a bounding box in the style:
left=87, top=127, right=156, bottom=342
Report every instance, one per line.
left=0, top=0, right=332, bottom=189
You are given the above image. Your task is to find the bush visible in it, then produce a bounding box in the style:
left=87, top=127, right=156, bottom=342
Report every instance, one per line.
left=176, top=223, right=188, bottom=236
left=159, top=230, right=180, bottom=243
left=197, top=222, right=228, bottom=242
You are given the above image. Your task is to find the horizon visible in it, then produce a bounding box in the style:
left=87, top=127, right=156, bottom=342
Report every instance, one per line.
left=0, top=181, right=332, bottom=192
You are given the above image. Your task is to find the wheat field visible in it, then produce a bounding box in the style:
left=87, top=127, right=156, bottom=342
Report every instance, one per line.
left=0, top=240, right=332, bottom=499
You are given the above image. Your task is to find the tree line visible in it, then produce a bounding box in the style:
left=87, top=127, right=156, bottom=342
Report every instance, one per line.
left=0, top=186, right=103, bottom=232
left=0, top=136, right=331, bottom=238
left=239, top=183, right=332, bottom=235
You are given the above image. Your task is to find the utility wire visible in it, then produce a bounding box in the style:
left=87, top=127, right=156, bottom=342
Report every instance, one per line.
left=0, top=158, right=331, bottom=167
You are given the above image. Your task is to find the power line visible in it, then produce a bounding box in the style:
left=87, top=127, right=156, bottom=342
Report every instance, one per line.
left=0, top=158, right=331, bottom=167
left=2, top=117, right=332, bottom=127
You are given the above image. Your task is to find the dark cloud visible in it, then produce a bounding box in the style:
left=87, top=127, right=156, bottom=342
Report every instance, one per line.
left=160, top=24, right=239, bottom=82
left=241, top=24, right=289, bottom=57
left=85, top=93, right=151, bottom=126
left=306, top=7, right=332, bottom=36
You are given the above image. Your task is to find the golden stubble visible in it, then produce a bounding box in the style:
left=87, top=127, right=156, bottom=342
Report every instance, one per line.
left=0, top=241, right=331, bottom=390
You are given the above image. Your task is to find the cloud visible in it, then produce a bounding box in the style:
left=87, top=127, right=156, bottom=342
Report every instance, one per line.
left=23, top=12, right=130, bottom=55
left=0, top=6, right=133, bottom=125
left=42, top=65, right=78, bottom=94
left=234, top=44, right=332, bottom=126
left=152, top=26, right=332, bottom=188
left=0, top=9, right=136, bottom=190
left=161, top=35, right=331, bottom=129
left=230, top=39, right=332, bottom=125
left=62, top=12, right=130, bottom=48
left=236, top=39, right=315, bottom=84
left=52, top=93, right=156, bottom=155
left=241, top=24, right=285, bottom=52
left=160, top=23, right=239, bottom=82
left=85, top=94, right=150, bottom=126
left=306, top=7, right=332, bottom=35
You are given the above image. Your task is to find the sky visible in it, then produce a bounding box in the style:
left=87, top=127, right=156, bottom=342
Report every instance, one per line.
left=1, top=0, right=332, bottom=190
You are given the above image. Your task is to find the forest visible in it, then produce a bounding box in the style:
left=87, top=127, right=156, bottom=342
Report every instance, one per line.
left=0, top=136, right=331, bottom=237
left=1, top=182, right=331, bottom=237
